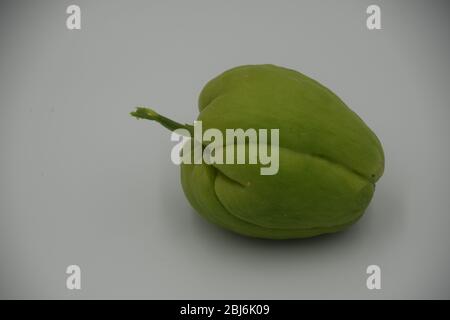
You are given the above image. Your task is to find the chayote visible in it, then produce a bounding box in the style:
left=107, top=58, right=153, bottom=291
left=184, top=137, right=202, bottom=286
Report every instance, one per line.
left=131, top=64, right=384, bottom=239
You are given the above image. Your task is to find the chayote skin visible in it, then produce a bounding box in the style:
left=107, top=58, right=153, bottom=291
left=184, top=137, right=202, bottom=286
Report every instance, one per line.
left=131, top=64, right=384, bottom=239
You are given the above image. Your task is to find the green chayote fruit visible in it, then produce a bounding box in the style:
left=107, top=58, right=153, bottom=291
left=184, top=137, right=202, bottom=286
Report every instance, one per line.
left=131, top=64, right=384, bottom=239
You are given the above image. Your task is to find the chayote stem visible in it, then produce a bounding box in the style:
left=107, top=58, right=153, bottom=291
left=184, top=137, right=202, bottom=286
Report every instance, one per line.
left=130, top=107, right=194, bottom=136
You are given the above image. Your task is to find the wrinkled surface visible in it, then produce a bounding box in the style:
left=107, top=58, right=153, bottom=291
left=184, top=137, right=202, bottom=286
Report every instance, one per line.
left=181, top=64, right=384, bottom=239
